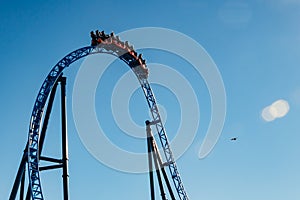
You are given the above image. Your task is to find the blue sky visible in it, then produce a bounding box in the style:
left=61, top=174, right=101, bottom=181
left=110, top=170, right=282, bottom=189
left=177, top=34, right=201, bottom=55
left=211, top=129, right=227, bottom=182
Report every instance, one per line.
left=1, top=0, right=300, bottom=199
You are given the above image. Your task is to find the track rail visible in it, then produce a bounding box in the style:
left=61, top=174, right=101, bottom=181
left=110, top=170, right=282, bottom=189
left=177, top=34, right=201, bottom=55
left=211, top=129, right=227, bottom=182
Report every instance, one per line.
left=27, top=31, right=189, bottom=199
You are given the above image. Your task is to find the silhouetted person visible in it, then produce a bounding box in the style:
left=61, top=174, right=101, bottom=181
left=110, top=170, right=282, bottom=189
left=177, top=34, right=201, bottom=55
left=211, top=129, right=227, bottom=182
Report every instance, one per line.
left=131, top=50, right=137, bottom=57
left=125, top=41, right=129, bottom=47
left=128, top=44, right=134, bottom=51
left=110, top=31, right=115, bottom=39
left=141, top=58, right=146, bottom=64
left=95, top=30, right=100, bottom=38
left=90, top=31, right=96, bottom=39
left=138, top=54, right=142, bottom=60
left=90, top=31, right=97, bottom=46
left=101, top=31, right=109, bottom=39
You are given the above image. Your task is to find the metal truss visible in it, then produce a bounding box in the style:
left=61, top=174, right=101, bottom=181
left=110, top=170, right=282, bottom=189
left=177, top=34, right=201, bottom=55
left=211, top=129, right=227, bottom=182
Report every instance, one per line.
left=139, top=79, right=189, bottom=200
left=26, top=32, right=189, bottom=199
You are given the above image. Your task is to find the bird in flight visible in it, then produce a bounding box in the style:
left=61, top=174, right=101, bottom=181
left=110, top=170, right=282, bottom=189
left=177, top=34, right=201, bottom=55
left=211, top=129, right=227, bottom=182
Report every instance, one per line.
left=230, top=137, right=237, bottom=141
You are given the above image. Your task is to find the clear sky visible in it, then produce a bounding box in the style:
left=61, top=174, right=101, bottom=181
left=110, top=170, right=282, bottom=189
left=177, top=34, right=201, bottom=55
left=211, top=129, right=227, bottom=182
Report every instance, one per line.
left=1, top=0, right=300, bottom=199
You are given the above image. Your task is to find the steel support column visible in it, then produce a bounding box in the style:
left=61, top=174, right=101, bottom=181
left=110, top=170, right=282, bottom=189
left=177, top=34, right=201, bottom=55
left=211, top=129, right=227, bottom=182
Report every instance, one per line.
left=146, top=120, right=175, bottom=200
left=60, top=76, right=69, bottom=200
left=146, top=121, right=155, bottom=200
left=9, top=147, right=27, bottom=200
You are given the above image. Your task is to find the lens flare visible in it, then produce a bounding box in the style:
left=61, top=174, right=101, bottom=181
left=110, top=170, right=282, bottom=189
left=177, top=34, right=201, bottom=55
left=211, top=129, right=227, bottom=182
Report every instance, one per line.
left=261, top=99, right=289, bottom=122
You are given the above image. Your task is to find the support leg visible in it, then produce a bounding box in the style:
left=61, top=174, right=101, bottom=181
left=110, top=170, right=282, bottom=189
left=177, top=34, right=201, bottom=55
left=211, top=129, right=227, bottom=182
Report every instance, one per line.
left=9, top=148, right=27, bottom=200
left=151, top=139, right=167, bottom=200
left=60, top=76, right=69, bottom=200
left=146, top=121, right=155, bottom=200
left=153, top=142, right=176, bottom=200
left=146, top=120, right=176, bottom=200
left=20, top=167, right=25, bottom=199
left=147, top=136, right=155, bottom=200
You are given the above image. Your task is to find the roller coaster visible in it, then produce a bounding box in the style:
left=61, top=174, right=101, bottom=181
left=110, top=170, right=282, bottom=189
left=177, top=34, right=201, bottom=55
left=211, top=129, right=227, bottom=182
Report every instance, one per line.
left=10, top=30, right=189, bottom=200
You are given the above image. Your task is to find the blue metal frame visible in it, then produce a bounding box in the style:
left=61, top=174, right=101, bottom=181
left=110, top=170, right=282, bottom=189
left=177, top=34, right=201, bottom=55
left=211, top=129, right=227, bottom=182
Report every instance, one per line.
left=27, top=34, right=189, bottom=199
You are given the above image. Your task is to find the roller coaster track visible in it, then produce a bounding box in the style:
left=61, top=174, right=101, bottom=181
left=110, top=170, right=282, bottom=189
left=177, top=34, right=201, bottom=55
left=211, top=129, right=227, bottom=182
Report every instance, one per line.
left=27, top=31, right=189, bottom=199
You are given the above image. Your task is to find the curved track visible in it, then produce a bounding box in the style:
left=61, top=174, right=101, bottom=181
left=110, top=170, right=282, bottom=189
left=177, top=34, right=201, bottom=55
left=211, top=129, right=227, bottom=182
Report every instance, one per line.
left=27, top=31, right=189, bottom=200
